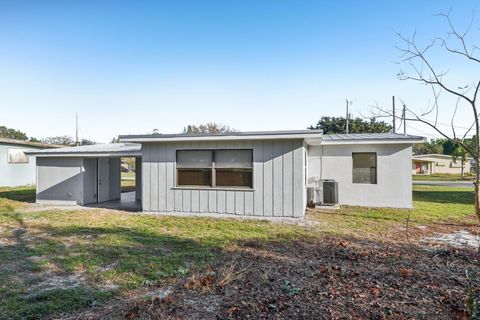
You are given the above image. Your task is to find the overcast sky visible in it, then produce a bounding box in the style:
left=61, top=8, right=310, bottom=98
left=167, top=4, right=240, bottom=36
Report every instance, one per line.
left=1, top=0, right=479, bottom=142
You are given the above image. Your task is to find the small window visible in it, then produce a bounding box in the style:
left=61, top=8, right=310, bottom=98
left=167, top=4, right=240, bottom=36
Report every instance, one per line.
left=352, top=152, right=377, bottom=184
left=7, top=148, right=29, bottom=164
left=176, top=149, right=253, bottom=188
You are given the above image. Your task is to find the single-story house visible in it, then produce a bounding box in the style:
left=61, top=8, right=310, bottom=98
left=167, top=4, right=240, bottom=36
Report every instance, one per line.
left=412, top=154, right=473, bottom=175
left=27, top=131, right=424, bottom=218
left=0, top=138, right=60, bottom=187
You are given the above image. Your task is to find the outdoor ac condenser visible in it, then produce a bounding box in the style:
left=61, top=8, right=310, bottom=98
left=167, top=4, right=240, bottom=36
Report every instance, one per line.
left=313, top=179, right=339, bottom=206
left=322, top=180, right=338, bottom=205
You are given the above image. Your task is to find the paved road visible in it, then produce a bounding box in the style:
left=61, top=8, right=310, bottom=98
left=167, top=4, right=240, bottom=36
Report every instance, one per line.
left=413, top=180, right=475, bottom=188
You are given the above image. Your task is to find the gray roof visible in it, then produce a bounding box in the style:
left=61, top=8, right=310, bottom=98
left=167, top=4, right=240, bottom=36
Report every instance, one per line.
left=25, top=143, right=141, bottom=157
left=0, top=137, right=61, bottom=149
left=119, top=130, right=325, bottom=145
left=119, top=130, right=323, bottom=141
left=323, top=133, right=425, bottom=142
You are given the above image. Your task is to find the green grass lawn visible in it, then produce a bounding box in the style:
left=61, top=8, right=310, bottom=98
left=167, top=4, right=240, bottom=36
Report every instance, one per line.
left=121, top=172, right=136, bottom=193
left=0, top=184, right=476, bottom=319
left=412, top=173, right=475, bottom=181
left=0, top=187, right=312, bottom=319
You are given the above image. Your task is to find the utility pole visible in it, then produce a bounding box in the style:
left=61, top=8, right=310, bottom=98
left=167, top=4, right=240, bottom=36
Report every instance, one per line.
left=392, top=96, right=396, bottom=133
left=75, top=112, right=80, bottom=146
left=402, top=104, right=406, bottom=135
left=345, top=99, right=350, bottom=134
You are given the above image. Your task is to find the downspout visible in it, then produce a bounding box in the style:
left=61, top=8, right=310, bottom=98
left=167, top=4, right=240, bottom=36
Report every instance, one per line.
left=320, top=145, right=324, bottom=180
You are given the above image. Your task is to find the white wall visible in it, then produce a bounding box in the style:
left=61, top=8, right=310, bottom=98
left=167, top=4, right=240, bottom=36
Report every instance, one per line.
left=0, top=144, right=40, bottom=187
left=83, top=158, right=97, bottom=205
left=142, top=139, right=306, bottom=217
left=36, top=157, right=123, bottom=205
left=36, top=157, right=84, bottom=205
left=308, top=144, right=413, bottom=208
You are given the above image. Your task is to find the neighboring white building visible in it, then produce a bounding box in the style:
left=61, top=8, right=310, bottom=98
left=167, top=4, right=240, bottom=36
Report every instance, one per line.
left=412, top=154, right=473, bottom=175
left=28, top=131, right=424, bottom=217
left=0, top=138, right=59, bottom=187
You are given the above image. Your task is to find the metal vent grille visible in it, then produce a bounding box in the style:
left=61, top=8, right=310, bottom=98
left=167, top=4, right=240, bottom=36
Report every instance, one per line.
left=323, top=180, right=338, bottom=205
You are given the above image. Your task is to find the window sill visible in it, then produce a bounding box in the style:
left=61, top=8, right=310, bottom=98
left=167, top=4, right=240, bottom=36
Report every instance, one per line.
left=172, top=186, right=255, bottom=192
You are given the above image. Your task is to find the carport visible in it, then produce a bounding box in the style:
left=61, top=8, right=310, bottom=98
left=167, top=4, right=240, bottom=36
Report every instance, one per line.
left=26, top=143, right=142, bottom=211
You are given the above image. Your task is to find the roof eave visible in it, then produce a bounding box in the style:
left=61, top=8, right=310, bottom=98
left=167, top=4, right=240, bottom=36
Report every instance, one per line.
left=321, top=138, right=425, bottom=145
left=119, top=133, right=323, bottom=143
left=26, top=151, right=142, bottom=157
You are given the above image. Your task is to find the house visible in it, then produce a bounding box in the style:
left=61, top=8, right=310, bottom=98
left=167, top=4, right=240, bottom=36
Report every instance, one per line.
left=412, top=154, right=473, bottom=175
left=0, top=138, right=60, bottom=187
left=27, top=131, right=424, bottom=218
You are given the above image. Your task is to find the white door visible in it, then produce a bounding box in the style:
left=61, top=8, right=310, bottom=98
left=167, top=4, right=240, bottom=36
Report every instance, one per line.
left=97, top=158, right=110, bottom=202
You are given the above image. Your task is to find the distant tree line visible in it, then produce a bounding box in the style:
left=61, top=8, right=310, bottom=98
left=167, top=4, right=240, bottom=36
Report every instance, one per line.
left=183, top=122, right=237, bottom=134
left=413, top=137, right=477, bottom=159
left=0, top=124, right=96, bottom=145
left=309, top=116, right=392, bottom=134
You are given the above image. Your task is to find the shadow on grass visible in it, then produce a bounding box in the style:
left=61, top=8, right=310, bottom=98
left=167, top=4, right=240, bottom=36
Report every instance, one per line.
left=0, top=220, right=214, bottom=319
left=413, top=190, right=474, bottom=205
left=0, top=187, right=36, bottom=203
left=123, top=236, right=477, bottom=320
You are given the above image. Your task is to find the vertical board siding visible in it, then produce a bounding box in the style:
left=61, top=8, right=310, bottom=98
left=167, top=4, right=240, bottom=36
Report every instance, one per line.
left=253, top=141, right=264, bottom=216
left=217, top=190, right=226, bottom=213
left=272, top=140, right=284, bottom=217
left=208, top=191, right=217, bottom=213
left=282, top=140, right=294, bottom=217
left=292, top=141, right=305, bottom=217
left=143, top=139, right=305, bottom=217
left=262, top=142, right=273, bottom=216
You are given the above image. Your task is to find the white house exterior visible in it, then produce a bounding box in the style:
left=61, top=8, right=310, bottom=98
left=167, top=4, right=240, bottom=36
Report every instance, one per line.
left=0, top=138, right=59, bottom=187
left=28, top=131, right=424, bottom=218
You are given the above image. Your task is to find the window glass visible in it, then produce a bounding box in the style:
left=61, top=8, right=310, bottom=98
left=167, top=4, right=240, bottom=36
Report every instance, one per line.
left=176, top=149, right=253, bottom=188
left=176, top=150, right=212, bottom=168
left=215, top=150, right=252, bottom=168
left=216, top=169, right=252, bottom=187
left=8, top=148, right=29, bottom=164
left=352, top=153, right=377, bottom=184
left=177, top=169, right=211, bottom=186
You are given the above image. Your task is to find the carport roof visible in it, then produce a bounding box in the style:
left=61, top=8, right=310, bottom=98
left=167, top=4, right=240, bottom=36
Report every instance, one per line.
left=25, top=143, right=141, bottom=157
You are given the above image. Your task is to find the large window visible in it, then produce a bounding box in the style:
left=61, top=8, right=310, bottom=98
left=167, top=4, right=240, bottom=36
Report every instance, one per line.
left=176, top=149, right=253, bottom=188
left=352, top=152, right=377, bottom=184
left=7, top=148, right=29, bottom=164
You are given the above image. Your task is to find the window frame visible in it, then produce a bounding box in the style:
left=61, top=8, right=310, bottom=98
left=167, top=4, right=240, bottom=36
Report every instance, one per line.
left=175, top=149, right=254, bottom=189
left=352, top=152, right=377, bottom=184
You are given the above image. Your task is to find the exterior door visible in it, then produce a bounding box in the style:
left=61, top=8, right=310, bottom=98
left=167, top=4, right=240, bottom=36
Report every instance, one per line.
left=415, top=163, right=421, bottom=174
left=97, top=158, right=110, bottom=202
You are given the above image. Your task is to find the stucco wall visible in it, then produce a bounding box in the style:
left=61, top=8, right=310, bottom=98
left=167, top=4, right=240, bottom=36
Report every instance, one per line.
left=0, top=144, right=41, bottom=187
left=308, top=144, right=413, bottom=208
left=36, top=157, right=84, bottom=205
left=142, top=139, right=306, bottom=217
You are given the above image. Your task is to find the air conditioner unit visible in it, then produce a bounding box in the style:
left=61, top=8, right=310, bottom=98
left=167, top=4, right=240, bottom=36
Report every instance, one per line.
left=322, top=180, right=338, bottom=205
left=312, top=179, right=338, bottom=206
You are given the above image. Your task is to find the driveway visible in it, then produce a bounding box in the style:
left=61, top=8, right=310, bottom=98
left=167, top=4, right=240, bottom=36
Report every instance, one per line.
left=413, top=180, right=474, bottom=188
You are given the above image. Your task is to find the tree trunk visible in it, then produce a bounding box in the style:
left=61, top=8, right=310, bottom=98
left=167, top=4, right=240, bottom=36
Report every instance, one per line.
left=475, top=183, right=480, bottom=222
left=476, top=156, right=480, bottom=222
left=461, top=158, right=464, bottom=177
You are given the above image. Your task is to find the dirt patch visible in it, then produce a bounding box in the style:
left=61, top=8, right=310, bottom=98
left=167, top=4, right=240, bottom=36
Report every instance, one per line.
left=423, top=230, right=480, bottom=249
left=27, top=274, right=86, bottom=294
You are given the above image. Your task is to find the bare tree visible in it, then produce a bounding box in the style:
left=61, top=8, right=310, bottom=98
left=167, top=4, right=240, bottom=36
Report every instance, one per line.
left=376, top=11, right=480, bottom=221
left=182, top=123, right=237, bottom=134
